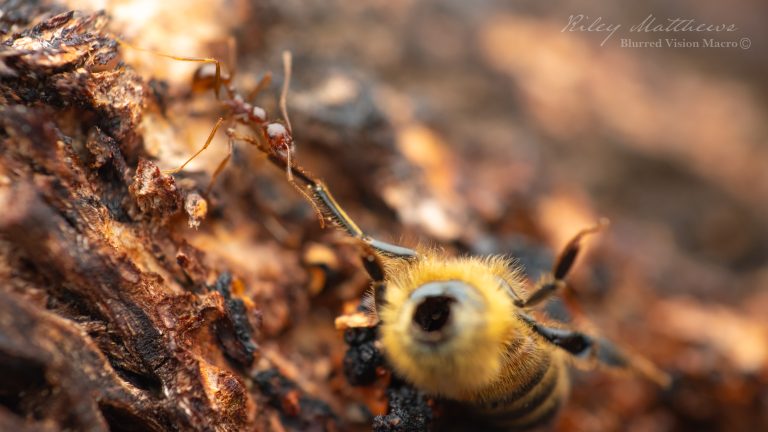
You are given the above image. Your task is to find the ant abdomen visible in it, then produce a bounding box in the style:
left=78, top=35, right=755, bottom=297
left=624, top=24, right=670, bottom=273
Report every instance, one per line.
left=191, top=63, right=222, bottom=93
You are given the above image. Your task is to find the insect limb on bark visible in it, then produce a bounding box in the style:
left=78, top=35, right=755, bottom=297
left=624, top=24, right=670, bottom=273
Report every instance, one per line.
left=163, top=117, right=226, bottom=176
left=516, top=218, right=610, bottom=308
left=238, top=122, right=418, bottom=260
left=519, top=313, right=671, bottom=388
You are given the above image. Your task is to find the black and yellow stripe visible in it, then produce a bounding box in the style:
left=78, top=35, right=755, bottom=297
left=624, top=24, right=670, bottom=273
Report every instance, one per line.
left=474, top=337, right=568, bottom=430
left=438, top=334, right=569, bottom=431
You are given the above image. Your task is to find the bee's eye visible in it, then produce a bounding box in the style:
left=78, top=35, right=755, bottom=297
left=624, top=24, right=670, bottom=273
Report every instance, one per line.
left=413, top=296, right=455, bottom=333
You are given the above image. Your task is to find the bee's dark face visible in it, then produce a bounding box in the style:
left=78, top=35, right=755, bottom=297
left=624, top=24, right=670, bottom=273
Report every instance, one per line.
left=413, top=295, right=455, bottom=336
left=409, top=281, right=483, bottom=345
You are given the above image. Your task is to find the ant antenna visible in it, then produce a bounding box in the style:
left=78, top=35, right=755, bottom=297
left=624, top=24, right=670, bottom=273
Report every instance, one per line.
left=280, top=51, right=293, bottom=134
left=279, top=50, right=294, bottom=182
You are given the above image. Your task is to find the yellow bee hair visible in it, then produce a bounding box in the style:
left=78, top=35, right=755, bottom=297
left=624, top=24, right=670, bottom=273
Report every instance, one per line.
left=379, top=251, right=530, bottom=400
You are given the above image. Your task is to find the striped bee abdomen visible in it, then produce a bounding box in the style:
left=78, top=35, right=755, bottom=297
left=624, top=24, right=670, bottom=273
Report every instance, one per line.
left=445, top=336, right=570, bottom=431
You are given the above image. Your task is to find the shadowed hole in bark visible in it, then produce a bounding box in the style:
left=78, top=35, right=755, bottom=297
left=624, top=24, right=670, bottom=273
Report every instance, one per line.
left=111, top=365, right=164, bottom=397
left=99, top=402, right=162, bottom=432
left=0, top=352, right=49, bottom=420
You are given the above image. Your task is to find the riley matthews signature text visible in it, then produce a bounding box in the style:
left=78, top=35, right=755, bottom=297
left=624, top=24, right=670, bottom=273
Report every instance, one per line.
left=562, top=14, right=739, bottom=46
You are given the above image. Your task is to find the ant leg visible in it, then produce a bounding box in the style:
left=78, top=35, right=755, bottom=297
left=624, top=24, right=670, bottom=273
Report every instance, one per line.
left=516, top=219, right=609, bottom=308
left=519, top=313, right=671, bottom=387
left=164, top=117, right=225, bottom=175
left=226, top=36, right=237, bottom=82
left=204, top=134, right=234, bottom=195
left=246, top=72, right=273, bottom=102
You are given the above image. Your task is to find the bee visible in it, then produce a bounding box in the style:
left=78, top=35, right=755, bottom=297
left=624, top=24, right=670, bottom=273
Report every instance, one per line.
left=125, top=41, right=668, bottom=430
left=244, top=137, right=669, bottom=430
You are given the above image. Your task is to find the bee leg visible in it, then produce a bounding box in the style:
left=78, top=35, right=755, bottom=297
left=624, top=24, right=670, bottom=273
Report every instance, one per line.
left=357, top=242, right=391, bottom=312
left=306, top=182, right=417, bottom=258
left=359, top=243, right=386, bottom=282
left=516, top=219, right=609, bottom=307
left=519, top=313, right=671, bottom=387
left=229, top=128, right=418, bottom=259
left=333, top=242, right=388, bottom=329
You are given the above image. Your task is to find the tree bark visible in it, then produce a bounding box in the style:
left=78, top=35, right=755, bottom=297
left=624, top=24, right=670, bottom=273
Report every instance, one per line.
left=0, top=8, right=319, bottom=431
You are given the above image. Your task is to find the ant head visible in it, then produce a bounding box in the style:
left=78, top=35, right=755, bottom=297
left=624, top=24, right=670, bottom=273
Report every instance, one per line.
left=265, top=122, right=294, bottom=158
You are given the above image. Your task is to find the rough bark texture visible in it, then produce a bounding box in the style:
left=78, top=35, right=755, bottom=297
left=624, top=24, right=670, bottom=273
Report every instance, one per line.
left=0, top=8, right=336, bottom=431
left=0, top=9, right=256, bottom=431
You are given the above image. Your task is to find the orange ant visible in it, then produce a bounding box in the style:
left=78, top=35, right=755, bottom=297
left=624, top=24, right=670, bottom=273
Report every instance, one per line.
left=116, top=37, right=297, bottom=195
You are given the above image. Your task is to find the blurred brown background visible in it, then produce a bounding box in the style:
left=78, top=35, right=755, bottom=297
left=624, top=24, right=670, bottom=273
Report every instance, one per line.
left=58, top=0, right=768, bottom=430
